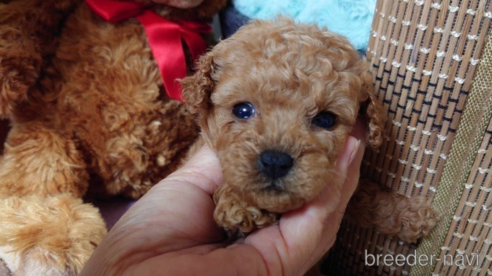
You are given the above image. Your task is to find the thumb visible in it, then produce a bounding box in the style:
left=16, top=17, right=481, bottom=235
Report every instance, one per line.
left=162, top=145, right=223, bottom=196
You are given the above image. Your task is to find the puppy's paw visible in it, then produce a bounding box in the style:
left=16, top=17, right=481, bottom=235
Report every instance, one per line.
left=213, top=186, right=278, bottom=238
left=0, top=256, right=13, bottom=276
left=398, top=197, right=438, bottom=243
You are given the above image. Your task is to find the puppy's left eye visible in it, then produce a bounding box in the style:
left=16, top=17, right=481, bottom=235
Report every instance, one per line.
left=233, top=102, right=255, bottom=119
left=312, top=111, right=336, bottom=129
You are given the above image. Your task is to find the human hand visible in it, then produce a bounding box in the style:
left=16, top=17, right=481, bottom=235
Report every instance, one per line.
left=81, top=121, right=367, bottom=276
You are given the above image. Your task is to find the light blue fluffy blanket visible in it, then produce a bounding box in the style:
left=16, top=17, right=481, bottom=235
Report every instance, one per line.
left=232, top=0, right=377, bottom=51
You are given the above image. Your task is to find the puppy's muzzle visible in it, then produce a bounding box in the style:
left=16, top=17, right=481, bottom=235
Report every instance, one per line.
left=258, top=150, right=294, bottom=180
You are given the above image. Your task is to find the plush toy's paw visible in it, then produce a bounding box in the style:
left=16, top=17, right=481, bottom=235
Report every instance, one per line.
left=0, top=194, right=107, bottom=276
left=0, top=52, right=40, bottom=118
left=397, top=197, right=438, bottom=244
left=0, top=245, right=74, bottom=276
left=0, top=257, right=12, bottom=276
left=213, top=186, right=278, bottom=238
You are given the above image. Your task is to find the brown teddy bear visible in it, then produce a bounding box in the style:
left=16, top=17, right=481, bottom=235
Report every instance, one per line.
left=0, top=0, right=227, bottom=275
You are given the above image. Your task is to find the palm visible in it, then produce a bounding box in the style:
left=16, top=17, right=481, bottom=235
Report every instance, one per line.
left=109, top=171, right=225, bottom=256
left=113, top=151, right=351, bottom=276
left=82, top=130, right=364, bottom=276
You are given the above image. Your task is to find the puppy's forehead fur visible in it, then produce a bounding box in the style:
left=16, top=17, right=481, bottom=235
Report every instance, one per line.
left=210, top=19, right=366, bottom=120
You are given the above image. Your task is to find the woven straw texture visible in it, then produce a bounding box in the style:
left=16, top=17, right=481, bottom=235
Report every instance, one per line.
left=323, top=0, right=492, bottom=275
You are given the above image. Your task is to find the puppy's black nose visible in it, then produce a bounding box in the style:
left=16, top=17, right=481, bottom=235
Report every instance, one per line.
left=258, top=150, right=294, bottom=179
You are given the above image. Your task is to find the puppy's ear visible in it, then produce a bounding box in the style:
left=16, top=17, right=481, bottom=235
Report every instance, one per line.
left=181, top=52, right=216, bottom=117
left=360, top=74, right=386, bottom=148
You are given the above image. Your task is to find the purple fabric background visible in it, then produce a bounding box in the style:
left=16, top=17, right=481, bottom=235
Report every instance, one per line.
left=93, top=197, right=136, bottom=230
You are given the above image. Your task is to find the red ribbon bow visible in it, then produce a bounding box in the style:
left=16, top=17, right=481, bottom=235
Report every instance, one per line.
left=86, top=0, right=212, bottom=102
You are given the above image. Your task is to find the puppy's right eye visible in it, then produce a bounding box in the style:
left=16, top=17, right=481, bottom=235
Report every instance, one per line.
left=312, top=111, right=336, bottom=130
left=233, top=102, right=255, bottom=119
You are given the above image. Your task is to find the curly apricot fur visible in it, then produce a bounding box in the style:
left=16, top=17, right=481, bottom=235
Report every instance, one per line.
left=183, top=18, right=436, bottom=244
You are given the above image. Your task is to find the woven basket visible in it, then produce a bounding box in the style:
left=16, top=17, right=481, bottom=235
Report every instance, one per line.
left=324, top=0, right=492, bottom=275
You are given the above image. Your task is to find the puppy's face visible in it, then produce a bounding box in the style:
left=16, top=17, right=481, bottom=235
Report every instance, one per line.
left=183, top=19, right=385, bottom=214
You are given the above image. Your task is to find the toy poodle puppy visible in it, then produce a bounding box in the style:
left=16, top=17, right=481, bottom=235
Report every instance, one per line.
left=182, top=18, right=437, bottom=244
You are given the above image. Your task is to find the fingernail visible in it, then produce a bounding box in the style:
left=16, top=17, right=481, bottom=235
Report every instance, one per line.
left=348, top=139, right=361, bottom=164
